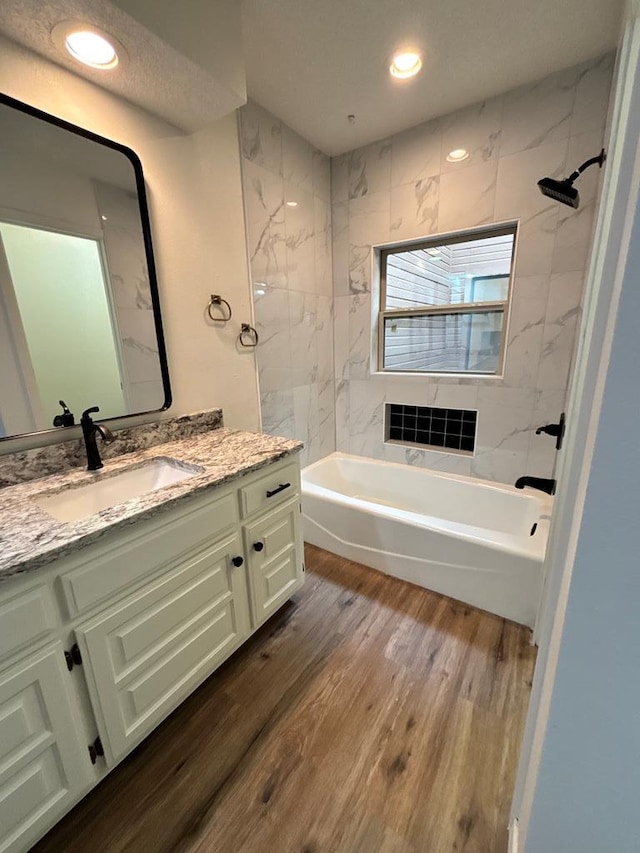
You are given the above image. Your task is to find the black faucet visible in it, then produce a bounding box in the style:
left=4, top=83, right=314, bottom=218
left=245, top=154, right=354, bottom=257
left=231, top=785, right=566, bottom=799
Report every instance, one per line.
left=81, top=407, right=115, bottom=471
left=514, top=476, right=556, bottom=495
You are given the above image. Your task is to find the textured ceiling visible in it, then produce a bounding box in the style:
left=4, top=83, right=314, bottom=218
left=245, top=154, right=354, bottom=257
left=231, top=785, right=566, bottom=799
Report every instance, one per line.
left=0, top=0, right=245, bottom=133
left=242, top=0, right=625, bottom=155
left=0, top=0, right=625, bottom=151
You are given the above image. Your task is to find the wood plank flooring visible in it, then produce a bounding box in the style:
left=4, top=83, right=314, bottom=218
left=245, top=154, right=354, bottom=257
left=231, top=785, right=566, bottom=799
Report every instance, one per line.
left=34, top=545, right=536, bottom=853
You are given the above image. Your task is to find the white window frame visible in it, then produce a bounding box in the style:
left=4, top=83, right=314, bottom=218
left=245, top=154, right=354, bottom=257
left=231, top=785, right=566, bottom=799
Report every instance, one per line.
left=377, top=223, right=518, bottom=376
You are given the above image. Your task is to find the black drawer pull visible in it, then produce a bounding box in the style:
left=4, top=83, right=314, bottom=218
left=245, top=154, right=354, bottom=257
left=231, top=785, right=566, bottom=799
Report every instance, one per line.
left=231, top=555, right=244, bottom=568
left=266, top=482, right=291, bottom=498
left=253, top=541, right=264, bottom=552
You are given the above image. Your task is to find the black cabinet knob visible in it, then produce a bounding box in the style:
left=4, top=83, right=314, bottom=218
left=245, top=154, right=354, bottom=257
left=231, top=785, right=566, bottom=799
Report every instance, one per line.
left=231, top=555, right=244, bottom=568
left=253, top=541, right=264, bottom=552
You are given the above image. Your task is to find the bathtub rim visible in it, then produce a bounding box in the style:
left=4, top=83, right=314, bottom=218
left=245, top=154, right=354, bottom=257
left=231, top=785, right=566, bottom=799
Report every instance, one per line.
left=302, top=451, right=553, bottom=515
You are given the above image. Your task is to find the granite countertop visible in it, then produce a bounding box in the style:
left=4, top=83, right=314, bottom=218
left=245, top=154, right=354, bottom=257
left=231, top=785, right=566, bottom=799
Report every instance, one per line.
left=0, top=428, right=302, bottom=580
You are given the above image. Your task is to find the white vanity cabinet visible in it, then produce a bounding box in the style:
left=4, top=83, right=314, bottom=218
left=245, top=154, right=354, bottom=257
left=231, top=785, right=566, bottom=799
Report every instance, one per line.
left=0, top=585, right=93, bottom=853
left=0, top=452, right=303, bottom=853
left=239, top=459, right=304, bottom=626
left=75, top=530, right=251, bottom=763
left=0, top=645, right=93, bottom=853
left=243, top=499, right=303, bottom=625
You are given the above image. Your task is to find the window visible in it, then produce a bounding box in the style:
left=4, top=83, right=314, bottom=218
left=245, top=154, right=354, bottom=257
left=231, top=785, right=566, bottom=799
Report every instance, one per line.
left=378, top=224, right=516, bottom=374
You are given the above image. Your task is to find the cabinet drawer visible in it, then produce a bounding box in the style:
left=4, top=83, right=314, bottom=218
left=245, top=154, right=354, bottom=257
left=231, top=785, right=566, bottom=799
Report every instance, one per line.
left=0, top=585, right=56, bottom=664
left=239, top=460, right=299, bottom=519
left=244, top=498, right=303, bottom=626
left=60, top=491, right=237, bottom=617
left=0, top=645, right=92, bottom=853
left=76, top=532, right=250, bottom=762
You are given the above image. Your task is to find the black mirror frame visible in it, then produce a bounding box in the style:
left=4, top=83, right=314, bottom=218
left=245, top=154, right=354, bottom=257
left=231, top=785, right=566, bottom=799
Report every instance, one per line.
left=0, top=92, right=172, bottom=443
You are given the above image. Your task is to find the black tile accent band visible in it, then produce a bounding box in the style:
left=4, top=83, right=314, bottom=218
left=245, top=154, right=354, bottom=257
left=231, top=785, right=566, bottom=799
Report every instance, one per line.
left=386, top=403, right=477, bottom=453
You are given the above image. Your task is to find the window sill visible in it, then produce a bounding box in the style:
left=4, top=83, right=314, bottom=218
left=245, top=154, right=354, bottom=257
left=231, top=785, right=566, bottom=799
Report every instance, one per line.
left=371, top=370, right=505, bottom=381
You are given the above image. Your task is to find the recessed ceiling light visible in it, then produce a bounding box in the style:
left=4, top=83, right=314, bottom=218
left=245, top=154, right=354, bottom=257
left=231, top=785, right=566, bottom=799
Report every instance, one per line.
left=51, top=22, right=126, bottom=71
left=446, top=148, right=470, bottom=163
left=286, top=201, right=298, bottom=207
left=66, top=31, right=117, bottom=68
left=389, top=51, right=422, bottom=79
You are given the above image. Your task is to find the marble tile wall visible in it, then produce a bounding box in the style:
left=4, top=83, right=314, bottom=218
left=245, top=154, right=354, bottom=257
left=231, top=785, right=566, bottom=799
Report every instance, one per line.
left=239, top=102, right=335, bottom=467
left=331, top=54, right=614, bottom=485
left=94, top=182, right=165, bottom=414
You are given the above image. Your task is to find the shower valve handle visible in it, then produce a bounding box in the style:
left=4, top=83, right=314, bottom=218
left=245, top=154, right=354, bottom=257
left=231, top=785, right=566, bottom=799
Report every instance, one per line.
left=536, top=423, right=561, bottom=437
left=535, top=412, right=566, bottom=451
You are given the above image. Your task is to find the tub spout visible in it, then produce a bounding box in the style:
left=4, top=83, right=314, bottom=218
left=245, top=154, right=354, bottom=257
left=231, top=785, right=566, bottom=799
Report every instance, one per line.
left=514, top=476, right=556, bottom=495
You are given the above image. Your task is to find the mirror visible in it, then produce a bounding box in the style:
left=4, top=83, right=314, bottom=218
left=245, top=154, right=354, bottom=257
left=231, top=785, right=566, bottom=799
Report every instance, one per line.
left=0, top=93, right=171, bottom=441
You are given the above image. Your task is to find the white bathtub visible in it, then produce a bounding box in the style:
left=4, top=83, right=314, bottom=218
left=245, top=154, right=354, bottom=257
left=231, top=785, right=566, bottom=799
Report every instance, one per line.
left=301, top=452, right=551, bottom=628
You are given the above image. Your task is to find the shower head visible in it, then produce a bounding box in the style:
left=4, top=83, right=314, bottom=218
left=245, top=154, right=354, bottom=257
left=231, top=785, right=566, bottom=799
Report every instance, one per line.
left=538, top=177, right=580, bottom=208
left=537, top=148, right=606, bottom=209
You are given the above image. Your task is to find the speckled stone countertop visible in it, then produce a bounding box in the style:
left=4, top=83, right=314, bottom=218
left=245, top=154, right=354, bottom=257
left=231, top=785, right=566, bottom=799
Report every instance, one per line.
left=0, top=408, right=224, bottom=488
left=0, top=428, right=302, bottom=580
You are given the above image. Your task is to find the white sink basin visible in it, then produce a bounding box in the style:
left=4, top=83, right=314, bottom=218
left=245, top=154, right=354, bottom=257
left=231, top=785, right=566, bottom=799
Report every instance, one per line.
left=35, top=459, right=203, bottom=523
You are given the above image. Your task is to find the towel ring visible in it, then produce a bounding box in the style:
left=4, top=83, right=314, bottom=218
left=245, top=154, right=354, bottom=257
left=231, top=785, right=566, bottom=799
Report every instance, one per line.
left=207, top=294, right=232, bottom=323
left=238, top=323, right=259, bottom=347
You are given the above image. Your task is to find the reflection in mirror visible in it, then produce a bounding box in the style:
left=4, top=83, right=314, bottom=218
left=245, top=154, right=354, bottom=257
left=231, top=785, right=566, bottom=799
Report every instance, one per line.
left=0, top=94, right=171, bottom=441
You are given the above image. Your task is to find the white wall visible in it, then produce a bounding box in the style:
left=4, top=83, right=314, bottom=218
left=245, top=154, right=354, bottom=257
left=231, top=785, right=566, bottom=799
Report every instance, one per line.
left=0, top=35, right=260, bottom=449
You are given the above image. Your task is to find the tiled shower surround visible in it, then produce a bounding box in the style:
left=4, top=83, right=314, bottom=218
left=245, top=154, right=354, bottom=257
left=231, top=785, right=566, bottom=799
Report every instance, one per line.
left=332, top=54, right=613, bottom=484
left=241, top=54, right=614, bottom=485
left=96, top=182, right=165, bottom=414
left=239, top=102, right=335, bottom=468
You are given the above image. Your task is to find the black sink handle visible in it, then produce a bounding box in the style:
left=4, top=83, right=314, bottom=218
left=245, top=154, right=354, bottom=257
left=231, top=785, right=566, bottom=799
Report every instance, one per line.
left=81, top=406, right=100, bottom=421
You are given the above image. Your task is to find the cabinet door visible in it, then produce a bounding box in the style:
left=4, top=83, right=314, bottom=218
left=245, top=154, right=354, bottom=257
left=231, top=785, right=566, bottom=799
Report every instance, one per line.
left=0, top=645, right=92, bottom=853
left=76, top=532, right=250, bottom=764
left=243, top=498, right=304, bottom=627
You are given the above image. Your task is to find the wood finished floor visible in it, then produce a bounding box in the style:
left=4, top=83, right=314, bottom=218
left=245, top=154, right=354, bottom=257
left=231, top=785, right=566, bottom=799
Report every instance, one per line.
left=34, top=545, right=536, bottom=853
